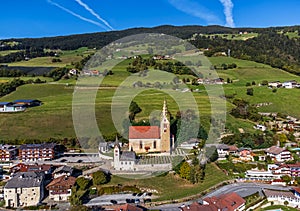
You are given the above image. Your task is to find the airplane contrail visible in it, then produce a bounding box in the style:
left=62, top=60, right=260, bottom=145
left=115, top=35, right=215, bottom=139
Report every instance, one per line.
left=168, top=0, right=220, bottom=24
left=47, top=0, right=109, bottom=31
left=75, top=0, right=114, bottom=31
left=219, top=0, right=235, bottom=27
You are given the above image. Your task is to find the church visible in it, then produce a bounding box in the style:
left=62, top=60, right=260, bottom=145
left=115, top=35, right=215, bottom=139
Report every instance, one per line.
left=112, top=100, right=174, bottom=171
left=128, top=100, right=174, bottom=154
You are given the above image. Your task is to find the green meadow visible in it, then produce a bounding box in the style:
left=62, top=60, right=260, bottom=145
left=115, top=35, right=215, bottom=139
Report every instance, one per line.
left=0, top=51, right=299, bottom=139
left=4, top=47, right=96, bottom=67
left=105, top=163, right=229, bottom=201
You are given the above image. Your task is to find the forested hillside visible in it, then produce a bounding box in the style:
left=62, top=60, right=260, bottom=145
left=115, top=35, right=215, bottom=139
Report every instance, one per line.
left=1, top=25, right=300, bottom=74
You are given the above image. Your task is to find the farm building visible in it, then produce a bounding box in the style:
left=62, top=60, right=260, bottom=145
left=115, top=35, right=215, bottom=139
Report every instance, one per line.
left=0, top=99, right=41, bottom=113
left=13, top=99, right=41, bottom=107
left=0, top=102, right=26, bottom=112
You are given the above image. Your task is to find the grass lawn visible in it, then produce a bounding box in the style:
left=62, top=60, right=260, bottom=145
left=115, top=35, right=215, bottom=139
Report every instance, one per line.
left=104, top=163, right=229, bottom=201
left=258, top=205, right=299, bottom=211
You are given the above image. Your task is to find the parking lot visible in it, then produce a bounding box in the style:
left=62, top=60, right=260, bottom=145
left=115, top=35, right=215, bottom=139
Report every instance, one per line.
left=85, top=193, right=152, bottom=207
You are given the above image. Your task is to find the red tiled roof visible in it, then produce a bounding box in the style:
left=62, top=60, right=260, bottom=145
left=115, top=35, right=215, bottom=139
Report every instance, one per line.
left=293, top=187, right=300, bottom=194
left=11, top=163, right=52, bottom=173
left=129, top=126, right=160, bottom=139
left=46, top=175, right=76, bottom=190
left=228, top=145, right=238, bottom=152
left=109, top=204, right=144, bottom=211
left=265, top=146, right=286, bottom=155
left=181, top=202, right=218, bottom=211
left=204, top=192, right=245, bottom=211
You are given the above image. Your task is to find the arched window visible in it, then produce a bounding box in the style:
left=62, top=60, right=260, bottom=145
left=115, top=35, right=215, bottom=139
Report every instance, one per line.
left=139, top=141, right=143, bottom=149
left=153, top=141, right=157, bottom=149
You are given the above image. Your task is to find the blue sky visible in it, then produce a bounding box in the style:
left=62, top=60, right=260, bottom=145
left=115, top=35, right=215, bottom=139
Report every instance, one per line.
left=1, top=0, right=300, bottom=39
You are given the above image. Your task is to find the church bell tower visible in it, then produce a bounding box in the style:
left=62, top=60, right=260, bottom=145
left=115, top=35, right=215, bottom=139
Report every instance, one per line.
left=160, top=99, right=171, bottom=153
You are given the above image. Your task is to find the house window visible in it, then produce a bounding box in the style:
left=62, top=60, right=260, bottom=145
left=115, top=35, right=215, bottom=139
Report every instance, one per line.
left=153, top=141, right=156, bottom=149
left=139, top=141, right=143, bottom=149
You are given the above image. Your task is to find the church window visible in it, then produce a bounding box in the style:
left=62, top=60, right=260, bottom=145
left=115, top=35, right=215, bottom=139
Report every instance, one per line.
left=164, top=123, right=167, bottom=132
left=139, top=141, right=143, bottom=149
left=153, top=141, right=156, bottom=149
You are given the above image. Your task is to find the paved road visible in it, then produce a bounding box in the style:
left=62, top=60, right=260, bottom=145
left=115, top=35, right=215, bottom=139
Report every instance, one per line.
left=151, top=182, right=291, bottom=211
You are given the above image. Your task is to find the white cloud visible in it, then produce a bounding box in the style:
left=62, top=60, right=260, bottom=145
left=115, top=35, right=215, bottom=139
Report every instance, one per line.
left=219, top=0, right=235, bottom=27
left=168, top=0, right=220, bottom=24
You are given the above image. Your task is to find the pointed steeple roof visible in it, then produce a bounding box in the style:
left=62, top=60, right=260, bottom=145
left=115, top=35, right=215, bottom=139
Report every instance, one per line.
left=114, top=136, right=120, bottom=149
left=162, top=98, right=168, bottom=117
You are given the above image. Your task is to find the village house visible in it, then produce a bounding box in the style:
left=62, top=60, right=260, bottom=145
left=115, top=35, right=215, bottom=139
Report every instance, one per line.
left=270, top=163, right=300, bottom=178
left=254, top=124, right=267, bottom=131
left=0, top=102, right=26, bottom=112
left=19, top=143, right=59, bottom=162
left=181, top=192, right=246, bottom=211
left=216, top=144, right=239, bottom=160
left=245, top=167, right=281, bottom=181
left=268, top=81, right=282, bottom=88
left=265, top=146, right=293, bottom=162
left=52, top=165, right=74, bottom=178
left=10, top=163, right=54, bottom=176
left=46, top=175, right=76, bottom=201
left=264, top=188, right=300, bottom=207
left=0, top=145, right=17, bottom=161
left=245, top=163, right=300, bottom=182
left=236, top=148, right=254, bottom=162
left=69, top=69, right=78, bottom=75
left=4, top=172, right=45, bottom=208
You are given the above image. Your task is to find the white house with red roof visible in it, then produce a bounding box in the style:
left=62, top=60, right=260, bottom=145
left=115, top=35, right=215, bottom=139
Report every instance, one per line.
left=265, top=146, right=293, bottom=162
left=128, top=100, right=174, bottom=154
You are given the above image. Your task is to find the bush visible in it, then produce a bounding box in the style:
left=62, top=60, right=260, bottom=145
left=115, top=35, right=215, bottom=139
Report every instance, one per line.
left=92, top=171, right=110, bottom=185
left=246, top=88, right=254, bottom=96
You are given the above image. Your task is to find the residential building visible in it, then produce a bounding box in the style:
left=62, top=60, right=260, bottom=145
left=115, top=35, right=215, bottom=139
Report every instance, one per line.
left=254, top=124, right=267, bottom=131
left=264, top=189, right=300, bottom=207
left=19, top=143, right=58, bottom=162
left=0, top=145, right=17, bottom=161
left=270, top=163, right=300, bottom=178
left=10, top=163, right=54, bottom=175
left=181, top=192, right=246, bottom=211
left=46, top=175, right=76, bottom=201
left=4, top=172, right=44, bottom=208
left=245, top=168, right=281, bottom=181
left=265, top=146, right=293, bottom=162
left=238, top=148, right=254, bottom=162
left=268, top=81, right=282, bottom=88
left=216, top=144, right=230, bottom=160
left=0, top=102, right=26, bottom=112
left=52, top=165, right=74, bottom=178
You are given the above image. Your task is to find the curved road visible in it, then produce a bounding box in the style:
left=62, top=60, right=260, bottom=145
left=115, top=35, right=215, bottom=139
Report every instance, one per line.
left=152, top=182, right=291, bottom=211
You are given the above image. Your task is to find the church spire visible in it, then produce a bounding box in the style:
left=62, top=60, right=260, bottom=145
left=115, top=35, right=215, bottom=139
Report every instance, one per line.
left=162, top=98, right=167, bottom=118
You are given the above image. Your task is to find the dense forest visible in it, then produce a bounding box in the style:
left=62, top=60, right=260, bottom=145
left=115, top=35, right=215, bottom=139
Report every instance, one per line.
left=1, top=25, right=300, bottom=74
